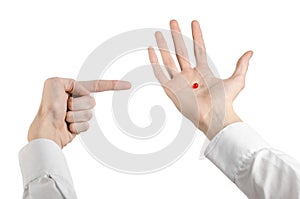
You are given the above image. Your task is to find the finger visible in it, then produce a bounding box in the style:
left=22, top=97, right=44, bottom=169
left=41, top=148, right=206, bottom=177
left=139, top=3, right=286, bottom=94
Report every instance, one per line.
left=231, top=51, right=253, bottom=78
left=148, top=46, right=169, bottom=84
left=66, top=110, right=93, bottom=123
left=192, top=20, right=208, bottom=67
left=155, top=31, right=178, bottom=78
left=61, top=78, right=131, bottom=94
left=191, top=20, right=206, bottom=49
left=170, top=19, right=191, bottom=70
left=69, top=122, right=89, bottom=134
left=78, top=80, right=132, bottom=92
left=68, top=95, right=96, bottom=111
left=51, top=78, right=90, bottom=96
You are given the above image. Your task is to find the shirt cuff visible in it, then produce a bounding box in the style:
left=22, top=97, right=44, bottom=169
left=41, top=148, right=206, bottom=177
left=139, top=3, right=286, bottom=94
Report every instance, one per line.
left=19, top=139, right=74, bottom=187
left=205, top=122, right=270, bottom=182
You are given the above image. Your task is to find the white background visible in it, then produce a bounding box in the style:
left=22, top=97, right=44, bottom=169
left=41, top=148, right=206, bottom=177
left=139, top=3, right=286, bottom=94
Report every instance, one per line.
left=1, top=0, right=300, bottom=198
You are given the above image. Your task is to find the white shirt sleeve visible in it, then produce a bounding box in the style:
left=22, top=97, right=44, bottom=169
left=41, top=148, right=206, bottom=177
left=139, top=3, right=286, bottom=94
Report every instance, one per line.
left=19, top=139, right=77, bottom=199
left=205, top=122, right=300, bottom=199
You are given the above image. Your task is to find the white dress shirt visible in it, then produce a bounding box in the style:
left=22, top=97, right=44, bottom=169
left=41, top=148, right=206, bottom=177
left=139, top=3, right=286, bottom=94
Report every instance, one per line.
left=19, top=122, right=300, bottom=198
left=19, top=139, right=77, bottom=199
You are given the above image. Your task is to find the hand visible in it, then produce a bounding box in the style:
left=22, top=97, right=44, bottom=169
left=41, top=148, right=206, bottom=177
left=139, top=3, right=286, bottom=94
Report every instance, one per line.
left=28, top=77, right=131, bottom=148
left=148, top=20, right=253, bottom=140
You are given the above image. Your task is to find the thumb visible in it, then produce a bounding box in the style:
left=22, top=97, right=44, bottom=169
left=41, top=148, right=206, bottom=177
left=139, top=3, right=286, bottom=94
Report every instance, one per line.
left=60, top=78, right=90, bottom=96
left=231, top=50, right=253, bottom=78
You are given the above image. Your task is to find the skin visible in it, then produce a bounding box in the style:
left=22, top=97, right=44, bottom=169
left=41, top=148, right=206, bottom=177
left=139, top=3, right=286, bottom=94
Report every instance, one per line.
left=28, top=19, right=252, bottom=147
left=28, top=77, right=131, bottom=148
left=148, top=20, right=253, bottom=140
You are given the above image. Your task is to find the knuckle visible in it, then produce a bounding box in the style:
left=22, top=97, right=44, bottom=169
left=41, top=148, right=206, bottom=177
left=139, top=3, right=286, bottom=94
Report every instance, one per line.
left=44, top=77, right=63, bottom=89
left=69, top=80, right=76, bottom=92
left=67, top=97, right=74, bottom=110
left=69, top=123, right=77, bottom=134
left=95, top=81, right=101, bottom=91
left=69, top=121, right=89, bottom=134
left=85, top=111, right=93, bottom=120
left=89, top=96, right=96, bottom=107
left=83, top=122, right=90, bottom=131
left=66, top=111, right=73, bottom=121
left=176, top=48, right=183, bottom=56
left=45, top=77, right=60, bottom=84
left=112, top=80, right=118, bottom=89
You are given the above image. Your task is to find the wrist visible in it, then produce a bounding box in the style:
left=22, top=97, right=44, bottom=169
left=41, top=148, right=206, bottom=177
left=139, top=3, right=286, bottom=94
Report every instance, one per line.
left=224, top=106, right=242, bottom=127
left=200, top=105, right=242, bottom=140
left=28, top=110, right=64, bottom=148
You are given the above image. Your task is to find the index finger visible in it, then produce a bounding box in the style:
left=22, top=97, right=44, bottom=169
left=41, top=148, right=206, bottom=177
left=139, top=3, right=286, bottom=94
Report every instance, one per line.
left=78, top=80, right=132, bottom=92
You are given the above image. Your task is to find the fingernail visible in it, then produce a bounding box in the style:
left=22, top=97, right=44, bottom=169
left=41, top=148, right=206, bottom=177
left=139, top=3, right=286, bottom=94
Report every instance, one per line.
left=249, top=51, right=254, bottom=58
left=115, top=81, right=132, bottom=90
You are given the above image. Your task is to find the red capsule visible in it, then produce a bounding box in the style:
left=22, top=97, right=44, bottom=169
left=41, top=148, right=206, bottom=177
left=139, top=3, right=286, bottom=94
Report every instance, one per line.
left=192, top=83, right=199, bottom=89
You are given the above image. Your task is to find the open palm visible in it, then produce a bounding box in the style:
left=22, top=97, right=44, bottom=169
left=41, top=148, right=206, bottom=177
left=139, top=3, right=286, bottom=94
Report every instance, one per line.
left=148, top=20, right=253, bottom=139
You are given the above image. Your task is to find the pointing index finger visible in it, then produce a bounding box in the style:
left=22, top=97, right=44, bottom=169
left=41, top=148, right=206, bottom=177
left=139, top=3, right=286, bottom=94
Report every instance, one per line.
left=78, top=80, right=132, bottom=92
